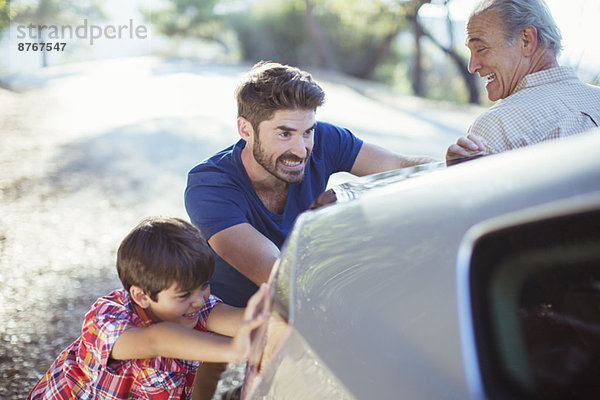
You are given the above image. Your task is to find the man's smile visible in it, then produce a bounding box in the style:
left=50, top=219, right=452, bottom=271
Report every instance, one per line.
left=279, top=157, right=305, bottom=170
left=483, top=72, right=496, bottom=85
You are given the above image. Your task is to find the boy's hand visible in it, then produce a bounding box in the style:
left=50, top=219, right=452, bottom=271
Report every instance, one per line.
left=230, top=284, right=269, bottom=360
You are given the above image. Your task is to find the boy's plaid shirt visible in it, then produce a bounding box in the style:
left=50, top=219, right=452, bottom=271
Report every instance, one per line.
left=28, top=289, right=221, bottom=399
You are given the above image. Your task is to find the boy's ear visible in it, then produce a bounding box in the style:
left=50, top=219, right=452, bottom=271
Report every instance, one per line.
left=129, top=286, right=151, bottom=308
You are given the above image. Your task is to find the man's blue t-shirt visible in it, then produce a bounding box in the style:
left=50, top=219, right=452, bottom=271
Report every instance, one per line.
left=184, top=121, right=363, bottom=306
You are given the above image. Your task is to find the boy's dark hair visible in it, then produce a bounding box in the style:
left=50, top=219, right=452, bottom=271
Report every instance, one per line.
left=117, top=217, right=214, bottom=301
left=236, top=61, right=325, bottom=134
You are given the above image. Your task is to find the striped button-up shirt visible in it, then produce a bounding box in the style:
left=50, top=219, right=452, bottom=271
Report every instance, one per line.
left=469, top=66, right=600, bottom=153
left=28, top=289, right=221, bottom=400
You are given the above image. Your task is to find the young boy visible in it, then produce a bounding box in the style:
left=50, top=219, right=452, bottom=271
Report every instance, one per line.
left=28, top=217, right=268, bottom=400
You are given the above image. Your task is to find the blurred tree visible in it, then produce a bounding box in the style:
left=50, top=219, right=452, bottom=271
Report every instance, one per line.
left=314, top=0, right=412, bottom=79
left=149, top=0, right=479, bottom=104
left=305, top=0, right=479, bottom=103
left=304, top=0, right=336, bottom=70
left=315, top=0, right=481, bottom=103
left=402, top=0, right=429, bottom=97
left=142, top=0, right=234, bottom=52
left=230, top=0, right=313, bottom=66
left=365, top=0, right=476, bottom=102
left=0, top=0, right=11, bottom=32
left=0, top=0, right=11, bottom=86
left=10, top=0, right=104, bottom=31
left=413, top=0, right=480, bottom=103
left=231, top=0, right=414, bottom=80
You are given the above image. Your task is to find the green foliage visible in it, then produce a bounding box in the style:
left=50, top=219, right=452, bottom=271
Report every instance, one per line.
left=319, top=6, right=404, bottom=74
left=230, top=1, right=315, bottom=66
left=143, top=0, right=475, bottom=104
left=0, top=0, right=10, bottom=32
left=230, top=0, right=411, bottom=78
left=9, top=0, right=104, bottom=25
left=426, top=63, right=470, bottom=103
left=144, top=0, right=220, bottom=37
left=143, top=0, right=239, bottom=52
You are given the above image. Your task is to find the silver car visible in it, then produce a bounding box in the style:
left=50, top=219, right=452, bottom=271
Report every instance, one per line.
left=242, top=130, right=600, bottom=400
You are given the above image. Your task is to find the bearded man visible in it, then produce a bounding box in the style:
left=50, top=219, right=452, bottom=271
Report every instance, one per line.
left=184, top=61, right=436, bottom=400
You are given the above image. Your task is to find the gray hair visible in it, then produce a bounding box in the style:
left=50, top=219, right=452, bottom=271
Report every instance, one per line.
left=471, top=0, right=562, bottom=55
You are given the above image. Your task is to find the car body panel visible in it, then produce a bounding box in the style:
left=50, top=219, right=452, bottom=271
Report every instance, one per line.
left=244, top=130, right=600, bottom=399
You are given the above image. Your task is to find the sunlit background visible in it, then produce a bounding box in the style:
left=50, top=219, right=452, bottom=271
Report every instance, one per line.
left=0, top=1, right=598, bottom=399
left=2, top=0, right=598, bottom=99
left=429, top=0, right=600, bottom=73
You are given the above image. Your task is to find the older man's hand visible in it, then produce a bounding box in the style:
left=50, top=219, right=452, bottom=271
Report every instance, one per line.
left=446, top=134, right=487, bottom=161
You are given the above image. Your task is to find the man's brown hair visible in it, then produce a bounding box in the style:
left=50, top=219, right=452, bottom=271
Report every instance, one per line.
left=236, top=61, right=325, bottom=133
left=116, top=217, right=214, bottom=301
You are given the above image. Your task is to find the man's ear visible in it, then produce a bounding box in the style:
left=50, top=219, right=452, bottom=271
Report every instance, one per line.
left=520, top=25, right=538, bottom=57
left=237, top=117, right=254, bottom=142
left=129, top=286, right=151, bottom=308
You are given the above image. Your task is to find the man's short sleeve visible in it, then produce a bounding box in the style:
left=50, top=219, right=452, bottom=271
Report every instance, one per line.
left=185, top=170, right=249, bottom=241
left=315, top=122, right=363, bottom=173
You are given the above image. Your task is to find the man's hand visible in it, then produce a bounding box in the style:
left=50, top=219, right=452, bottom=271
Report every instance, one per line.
left=446, top=134, right=487, bottom=161
left=309, top=188, right=337, bottom=210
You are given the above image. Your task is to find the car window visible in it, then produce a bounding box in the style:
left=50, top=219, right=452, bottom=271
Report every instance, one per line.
left=469, top=207, right=600, bottom=400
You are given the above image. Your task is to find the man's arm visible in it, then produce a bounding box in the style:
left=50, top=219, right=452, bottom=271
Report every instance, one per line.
left=111, top=285, right=268, bottom=362
left=205, top=303, right=244, bottom=337
left=208, top=223, right=279, bottom=286
left=350, top=142, right=436, bottom=176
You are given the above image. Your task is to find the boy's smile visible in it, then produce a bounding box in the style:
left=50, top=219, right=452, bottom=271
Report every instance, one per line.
left=145, top=282, right=211, bottom=329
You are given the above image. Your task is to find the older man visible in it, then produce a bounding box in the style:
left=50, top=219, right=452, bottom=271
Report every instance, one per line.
left=447, top=0, right=600, bottom=159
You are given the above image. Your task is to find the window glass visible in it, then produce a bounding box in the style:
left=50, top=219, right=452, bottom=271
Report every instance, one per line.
left=470, top=209, right=600, bottom=400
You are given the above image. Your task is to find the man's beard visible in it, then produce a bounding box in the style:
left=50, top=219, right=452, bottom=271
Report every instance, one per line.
left=252, top=134, right=310, bottom=185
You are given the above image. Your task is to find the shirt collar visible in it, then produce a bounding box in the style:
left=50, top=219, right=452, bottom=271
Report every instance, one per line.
left=122, top=290, right=154, bottom=327
left=512, top=66, right=577, bottom=95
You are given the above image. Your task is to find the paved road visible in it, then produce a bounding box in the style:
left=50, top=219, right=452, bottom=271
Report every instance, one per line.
left=0, top=57, right=484, bottom=399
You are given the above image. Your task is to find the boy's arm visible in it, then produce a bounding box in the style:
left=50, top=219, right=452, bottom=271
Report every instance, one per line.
left=111, top=284, right=269, bottom=362
left=111, top=322, right=241, bottom=362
